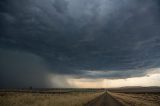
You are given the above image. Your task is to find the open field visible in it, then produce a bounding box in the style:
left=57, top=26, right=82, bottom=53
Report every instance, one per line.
left=0, top=91, right=103, bottom=106
left=110, top=92, right=160, bottom=106
left=1, top=87, right=160, bottom=106
left=108, top=87, right=160, bottom=106
left=0, top=88, right=105, bottom=94
left=108, top=86, right=160, bottom=93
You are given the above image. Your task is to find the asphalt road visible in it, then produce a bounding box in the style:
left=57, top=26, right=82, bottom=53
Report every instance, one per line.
left=85, top=92, right=123, bottom=106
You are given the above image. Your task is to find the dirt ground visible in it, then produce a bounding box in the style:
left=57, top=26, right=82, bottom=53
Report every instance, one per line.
left=110, top=92, right=160, bottom=106
left=85, top=92, right=123, bottom=106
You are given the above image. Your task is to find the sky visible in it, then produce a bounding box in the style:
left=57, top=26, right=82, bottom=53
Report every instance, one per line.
left=0, top=0, right=160, bottom=88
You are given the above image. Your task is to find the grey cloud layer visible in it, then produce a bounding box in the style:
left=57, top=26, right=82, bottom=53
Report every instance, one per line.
left=1, top=0, right=160, bottom=87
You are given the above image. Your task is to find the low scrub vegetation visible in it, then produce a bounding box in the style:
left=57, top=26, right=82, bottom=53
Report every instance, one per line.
left=110, top=92, right=160, bottom=106
left=0, top=92, right=103, bottom=106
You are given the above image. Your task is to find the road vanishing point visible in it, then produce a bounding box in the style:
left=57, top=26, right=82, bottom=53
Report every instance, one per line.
left=85, top=92, right=123, bottom=106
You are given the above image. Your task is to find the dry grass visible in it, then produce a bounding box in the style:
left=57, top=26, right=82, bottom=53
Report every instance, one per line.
left=0, top=92, right=103, bottom=106
left=109, top=92, right=160, bottom=106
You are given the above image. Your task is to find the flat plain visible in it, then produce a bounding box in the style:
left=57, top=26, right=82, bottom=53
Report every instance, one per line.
left=0, top=87, right=160, bottom=106
left=110, top=92, right=160, bottom=106
left=0, top=91, right=103, bottom=106
left=109, top=87, right=160, bottom=106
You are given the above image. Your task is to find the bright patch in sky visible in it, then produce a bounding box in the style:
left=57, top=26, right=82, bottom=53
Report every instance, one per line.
left=67, top=69, right=160, bottom=88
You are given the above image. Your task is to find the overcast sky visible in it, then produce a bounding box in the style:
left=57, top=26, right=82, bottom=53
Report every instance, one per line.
left=0, top=0, right=160, bottom=88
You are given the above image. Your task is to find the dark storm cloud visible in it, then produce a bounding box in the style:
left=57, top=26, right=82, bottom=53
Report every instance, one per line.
left=0, top=49, right=48, bottom=88
left=0, top=0, right=160, bottom=87
left=0, top=49, right=72, bottom=88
